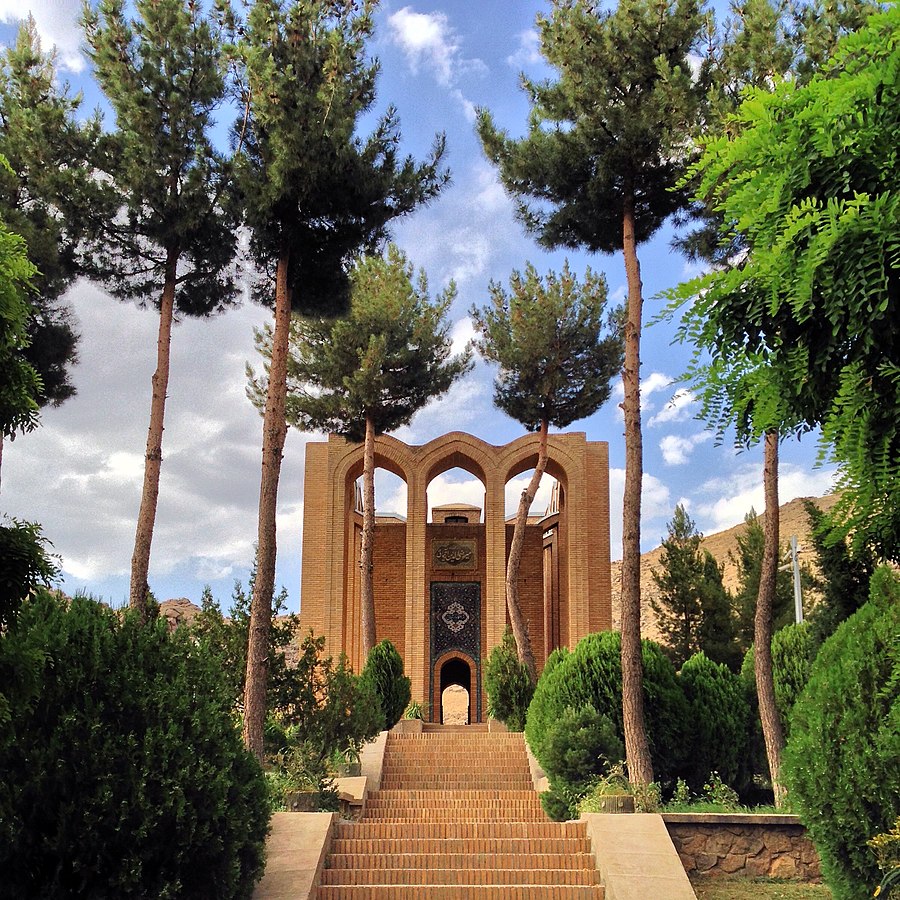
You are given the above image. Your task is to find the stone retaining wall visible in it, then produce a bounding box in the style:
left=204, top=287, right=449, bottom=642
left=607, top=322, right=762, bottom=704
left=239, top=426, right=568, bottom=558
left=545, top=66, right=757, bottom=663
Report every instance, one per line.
left=663, top=813, right=822, bottom=882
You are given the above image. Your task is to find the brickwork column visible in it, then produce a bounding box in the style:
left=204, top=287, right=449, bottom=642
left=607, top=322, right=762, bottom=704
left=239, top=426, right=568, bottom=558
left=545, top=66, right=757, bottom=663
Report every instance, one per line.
left=484, top=469, right=507, bottom=656
left=405, top=469, right=429, bottom=709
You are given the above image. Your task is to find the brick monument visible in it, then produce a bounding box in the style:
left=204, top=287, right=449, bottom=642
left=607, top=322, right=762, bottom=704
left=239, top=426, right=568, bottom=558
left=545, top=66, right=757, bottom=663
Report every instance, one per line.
left=299, top=431, right=612, bottom=723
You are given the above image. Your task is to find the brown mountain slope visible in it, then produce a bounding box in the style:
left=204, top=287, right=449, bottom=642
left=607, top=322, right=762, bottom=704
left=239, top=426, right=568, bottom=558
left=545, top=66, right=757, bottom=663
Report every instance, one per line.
left=610, top=494, right=839, bottom=642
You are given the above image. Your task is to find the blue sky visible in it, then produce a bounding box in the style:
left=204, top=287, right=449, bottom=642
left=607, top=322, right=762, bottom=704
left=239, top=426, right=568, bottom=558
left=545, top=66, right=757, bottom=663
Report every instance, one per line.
left=0, top=1, right=836, bottom=612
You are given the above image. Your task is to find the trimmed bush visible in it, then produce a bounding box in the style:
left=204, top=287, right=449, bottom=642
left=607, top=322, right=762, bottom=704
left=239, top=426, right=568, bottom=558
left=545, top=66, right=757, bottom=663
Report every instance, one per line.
left=771, top=621, right=818, bottom=736
left=783, top=567, right=900, bottom=899
left=539, top=704, right=623, bottom=818
left=526, top=630, right=689, bottom=785
left=0, top=592, right=269, bottom=899
left=362, top=639, right=410, bottom=730
left=485, top=627, right=535, bottom=731
left=678, top=651, right=751, bottom=792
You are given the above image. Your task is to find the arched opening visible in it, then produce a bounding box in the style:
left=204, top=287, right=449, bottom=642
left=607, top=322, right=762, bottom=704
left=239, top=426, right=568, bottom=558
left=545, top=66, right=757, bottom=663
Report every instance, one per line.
left=427, top=466, right=485, bottom=523
left=440, top=656, right=472, bottom=725
left=345, top=464, right=408, bottom=672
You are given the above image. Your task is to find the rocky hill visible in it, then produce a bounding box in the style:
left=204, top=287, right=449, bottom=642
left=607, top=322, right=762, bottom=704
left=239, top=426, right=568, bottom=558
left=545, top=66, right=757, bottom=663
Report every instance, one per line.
left=610, top=494, right=839, bottom=642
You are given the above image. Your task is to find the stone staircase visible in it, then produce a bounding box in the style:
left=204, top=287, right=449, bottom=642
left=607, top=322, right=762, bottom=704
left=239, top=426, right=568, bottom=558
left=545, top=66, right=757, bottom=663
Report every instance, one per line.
left=317, top=724, right=604, bottom=898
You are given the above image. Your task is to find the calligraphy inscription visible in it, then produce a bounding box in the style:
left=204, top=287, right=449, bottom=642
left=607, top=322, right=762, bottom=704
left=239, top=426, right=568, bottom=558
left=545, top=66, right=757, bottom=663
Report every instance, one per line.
left=432, top=539, right=477, bottom=570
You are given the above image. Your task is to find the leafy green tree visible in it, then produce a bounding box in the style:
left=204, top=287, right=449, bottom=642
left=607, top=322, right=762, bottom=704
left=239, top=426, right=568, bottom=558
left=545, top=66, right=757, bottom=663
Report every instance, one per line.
left=0, top=21, right=100, bottom=425
left=671, top=5, right=900, bottom=561
left=651, top=504, right=739, bottom=669
left=224, top=0, right=448, bottom=760
left=0, top=518, right=58, bottom=629
left=803, top=499, right=873, bottom=645
left=0, top=195, right=38, bottom=446
left=190, top=575, right=301, bottom=722
left=82, top=0, right=238, bottom=615
left=478, top=0, right=706, bottom=783
left=471, top=261, right=621, bottom=681
left=485, top=627, right=536, bottom=732
left=254, top=246, right=468, bottom=657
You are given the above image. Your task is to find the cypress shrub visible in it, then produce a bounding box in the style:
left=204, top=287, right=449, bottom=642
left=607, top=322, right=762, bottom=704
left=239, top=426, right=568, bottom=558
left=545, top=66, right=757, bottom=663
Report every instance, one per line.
left=539, top=704, right=623, bottom=818
left=361, top=639, right=410, bottom=730
left=526, top=630, right=689, bottom=785
left=771, top=621, right=818, bottom=736
left=0, top=592, right=269, bottom=899
left=783, top=567, right=900, bottom=899
left=679, top=651, right=751, bottom=792
left=485, top=627, right=534, bottom=731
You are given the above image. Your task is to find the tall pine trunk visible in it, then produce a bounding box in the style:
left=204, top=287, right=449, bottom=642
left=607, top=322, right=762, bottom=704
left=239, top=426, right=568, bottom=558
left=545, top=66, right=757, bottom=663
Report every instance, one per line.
left=620, top=193, right=654, bottom=785
left=243, top=249, right=291, bottom=761
left=505, top=418, right=547, bottom=684
left=129, top=246, right=178, bottom=615
left=359, top=413, right=377, bottom=657
left=756, top=430, right=786, bottom=805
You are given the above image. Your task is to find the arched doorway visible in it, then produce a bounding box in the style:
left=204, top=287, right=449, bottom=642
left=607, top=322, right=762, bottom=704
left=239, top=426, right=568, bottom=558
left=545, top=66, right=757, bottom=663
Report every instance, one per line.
left=432, top=650, right=479, bottom=724
left=440, top=657, right=471, bottom=724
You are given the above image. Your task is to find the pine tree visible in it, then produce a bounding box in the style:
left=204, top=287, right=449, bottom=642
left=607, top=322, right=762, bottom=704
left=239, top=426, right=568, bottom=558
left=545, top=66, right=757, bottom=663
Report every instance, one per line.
left=472, top=261, right=622, bottom=682
left=226, top=0, right=448, bottom=760
left=697, top=550, right=740, bottom=670
left=250, top=245, right=469, bottom=658
left=477, top=0, right=706, bottom=784
left=651, top=505, right=705, bottom=668
left=82, top=0, right=238, bottom=615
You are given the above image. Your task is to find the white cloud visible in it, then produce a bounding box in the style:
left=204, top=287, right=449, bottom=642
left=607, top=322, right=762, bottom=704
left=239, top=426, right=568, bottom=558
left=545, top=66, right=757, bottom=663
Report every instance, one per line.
left=641, top=372, right=674, bottom=400
left=0, top=1, right=85, bottom=73
left=695, top=462, right=839, bottom=534
left=505, top=473, right=556, bottom=519
left=608, top=467, right=672, bottom=558
left=450, top=315, right=475, bottom=358
left=649, top=389, right=698, bottom=427
left=506, top=29, right=542, bottom=68
left=659, top=431, right=712, bottom=466
left=387, top=7, right=484, bottom=87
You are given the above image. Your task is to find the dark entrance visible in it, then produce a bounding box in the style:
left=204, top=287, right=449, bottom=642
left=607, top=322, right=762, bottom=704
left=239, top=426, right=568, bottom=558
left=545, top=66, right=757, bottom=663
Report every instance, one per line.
left=430, top=582, right=481, bottom=722
left=439, top=657, right=472, bottom=724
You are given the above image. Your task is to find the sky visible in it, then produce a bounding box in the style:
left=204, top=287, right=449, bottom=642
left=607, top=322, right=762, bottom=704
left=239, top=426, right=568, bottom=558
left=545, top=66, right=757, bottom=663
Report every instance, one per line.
left=0, top=0, right=837, bottom=612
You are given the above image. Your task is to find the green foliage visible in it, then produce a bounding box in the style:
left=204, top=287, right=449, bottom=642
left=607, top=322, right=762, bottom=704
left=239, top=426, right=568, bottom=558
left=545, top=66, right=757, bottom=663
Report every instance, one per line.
left=190, top=577, right=303, bottom=722
left=0, top=591, right=269, bottom=899
left=731, top=509, right=796, bottom=651
left=526, top=630, right=690, bottom=786
left=771, top=621, right=817, bottom=737
left=478, top=0, right=706, bottom=254
left=541, top=787, right=575, bottom=822
left=0, top=196, right=39, bottom=439
left=82, top=0, right=237, bottom=315
left=679, top=651, right=751, bottom=793
left=540, top=705, right=624, bottom=817
left=782, top=567, right=900, bottom=899
left=669, top=6, right=900, bottom=559
left=652, top=505, right=740, bottom=669
left=362, top=639, right=411, bottom=731
left=225, top=0, right=447, bottom=316
left=803, top=500, right=873, bottom=645
left=470, top=261, right=622, bottom=431
left=485, top=627, right=535, bottom=732
left=0, top=517, right=58, bottom=628
left=254, top=245, right=471, bottom=440
left=0, top=21, right=98, bottom=408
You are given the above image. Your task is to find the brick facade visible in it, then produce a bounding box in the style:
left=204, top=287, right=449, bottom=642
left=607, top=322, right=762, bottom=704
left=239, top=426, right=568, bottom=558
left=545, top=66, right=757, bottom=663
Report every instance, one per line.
left=299, top=432, right=612, bottom=723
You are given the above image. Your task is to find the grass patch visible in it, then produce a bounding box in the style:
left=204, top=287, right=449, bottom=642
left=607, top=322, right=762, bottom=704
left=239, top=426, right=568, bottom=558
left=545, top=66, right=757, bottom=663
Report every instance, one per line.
left=691, top=877, right=832, bottom=899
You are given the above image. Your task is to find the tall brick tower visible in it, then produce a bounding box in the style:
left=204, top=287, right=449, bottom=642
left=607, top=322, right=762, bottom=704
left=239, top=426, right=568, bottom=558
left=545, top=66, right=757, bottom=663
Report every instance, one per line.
left=300, top=431, right=612, bottom=723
